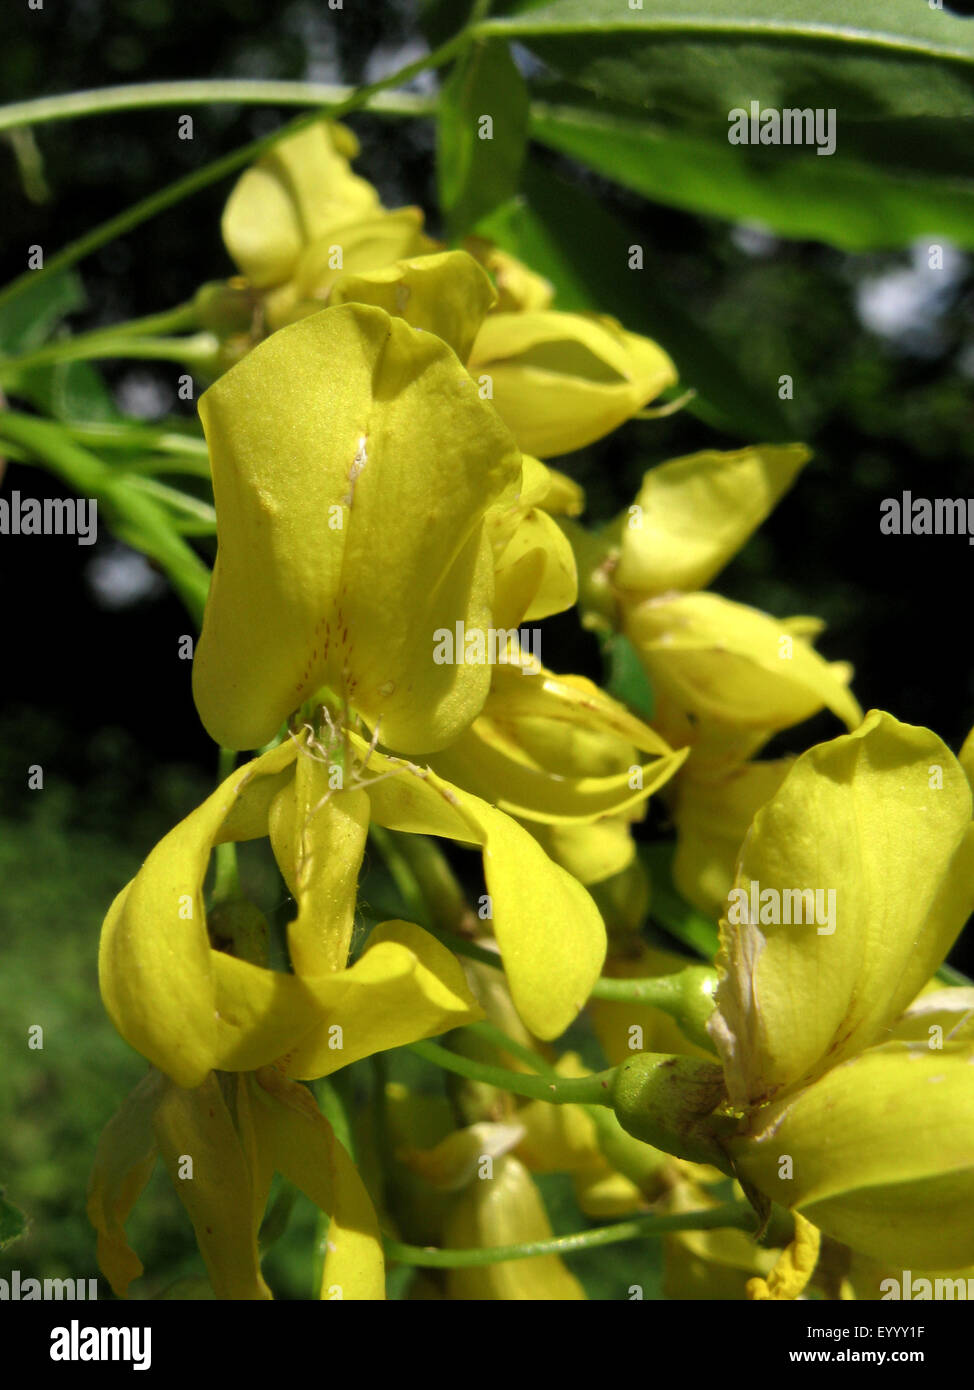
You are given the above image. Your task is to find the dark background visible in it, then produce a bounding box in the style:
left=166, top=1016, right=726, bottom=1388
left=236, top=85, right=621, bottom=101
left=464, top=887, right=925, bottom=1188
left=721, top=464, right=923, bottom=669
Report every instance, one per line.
left=1, top=0, right=973, bottom=1296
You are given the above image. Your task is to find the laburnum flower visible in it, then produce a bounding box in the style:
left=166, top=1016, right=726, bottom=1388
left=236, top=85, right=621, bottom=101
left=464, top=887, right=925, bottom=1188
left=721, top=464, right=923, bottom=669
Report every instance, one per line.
left=392, top=1109, right=586, bottom=1300
left=219, top=119, right=677, bottom=458
left=569, top=443, right=862, bottom=918
left=709, top=710, right=974, bottom=1270
left=88, top=1066, right=386, bottom=1301
left=221, top=120, right=436, bottom=332
left=190, top=296, right=689, bottom=1037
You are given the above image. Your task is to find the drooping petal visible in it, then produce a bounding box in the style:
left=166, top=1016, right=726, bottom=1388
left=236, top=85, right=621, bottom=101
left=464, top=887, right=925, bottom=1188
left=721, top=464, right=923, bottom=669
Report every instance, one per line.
left=278, top=920, right=484, bottom=1078
left=193, top=303, right=522, bottom=753
left=99, top=743, right=298, bottom=1089
left=614, top=445, right=809, bottom=597
left=710, top=711, right=974, bottom=1108
left=468, top=311, right=676, bottom=458
left=252, top=1067, right=385, bottom=1300
left=360, top=744, right=606, bottom=1039
left=86, top=1071, right=166, bottom=1298
left=732, top=1042, right=974, bottom=1269
left=153, top=1073, right=272, bottom=1300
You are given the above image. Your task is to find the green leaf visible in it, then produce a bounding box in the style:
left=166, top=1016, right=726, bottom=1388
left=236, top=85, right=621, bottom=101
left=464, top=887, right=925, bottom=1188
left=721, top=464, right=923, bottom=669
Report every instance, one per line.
left=487, top=1, right=974, bottom=119
left=0, top=268, right=84, bottom=355
left=529, top=96, right=974, bottom=252
left=479, top=158, right=791, bottom=440
left=11, top=359, right=119, bottom=423
left=438, top=41, right=529, bottom=239
left=484, top=1, right=974, bottom=249
left=640, top=842, right=720, bottom=961
left=0, top=1188, right=28, bottom=1251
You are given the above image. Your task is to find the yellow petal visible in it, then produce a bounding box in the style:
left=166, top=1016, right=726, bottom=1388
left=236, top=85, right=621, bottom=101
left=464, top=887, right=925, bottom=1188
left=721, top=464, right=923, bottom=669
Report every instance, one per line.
left=463, top=237, right=554, bottom=312
left=400, top=1121, right=526, bottom=1191
left=443, top=1154, right=586, bottom=1299
left=266, top=747, right=370, bottom=975
left=153, top=1073, right=272, bottom=1300
left=193, top=303, right=521, bottom=752
left=86, top=1071, right=165, bottom=1298
left=283, top=208, right=437, bottom=327
left=711, top=711, right=974, bottom=1107
left=361, top=747, right=606, bottom=1039
left=625, top=591, right=862, bottom=751
left=530, top=816, right=637, bottom=886
left=672, top=759, right=792, bottom=921
left=615, top=445, right=809, bottom=596
left=746, top=1213, right=820, bottom=1300
left=280, top=920, right=484, bottom=1078
left=491, top=507, right=578, bottom=627
left=733, top=1042, right=974, bottom=1269
left=330, top=249, right=496, bottom=362
left=252, top=1068, right=385, bottom=1299
left=99, top=743, right=298, bottom=1089
left=222, top=121, right=380, bottom=289
left=468, top=311, right=676, bottom=458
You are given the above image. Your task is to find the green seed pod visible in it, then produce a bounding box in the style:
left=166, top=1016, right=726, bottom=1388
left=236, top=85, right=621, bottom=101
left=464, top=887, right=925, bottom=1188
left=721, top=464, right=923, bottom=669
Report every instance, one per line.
left=611, top=1052, right=732, bottom=1173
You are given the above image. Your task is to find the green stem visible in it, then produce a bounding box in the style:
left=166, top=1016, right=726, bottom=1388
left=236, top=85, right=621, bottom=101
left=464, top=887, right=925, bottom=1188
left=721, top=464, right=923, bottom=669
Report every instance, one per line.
left=210, top=749, right=241, bottom=905
left=0, top=31, right=474, bottom=314
left=386, top=1201, right=756, bottom=1267
left=0, top=409, right=210, bottom=623
left=424, top=924, right=719, bottom=1052
left=0, top=331, right=219, bottom=382
left=119, top=473, right=216, bottom=530
left=62, top=420, right=210, bottom=471
left=409, top=1039, right=615, bottom=1107
left=462, top=1020, right=557, bottom=1077
left=0, top=81, right=432, bottom=135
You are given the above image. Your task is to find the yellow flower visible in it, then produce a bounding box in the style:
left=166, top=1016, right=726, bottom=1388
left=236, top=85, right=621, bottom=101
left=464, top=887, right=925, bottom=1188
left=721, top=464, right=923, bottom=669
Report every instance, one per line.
left=222, top=121, right=435, bottom=331
left=467, top=311, right=676, bottom=459
left=88, top=1067, right=384, bottom=1300
left=710, top=710, right=974, bottom=1268
left=192, top=301, right=522, bottom=756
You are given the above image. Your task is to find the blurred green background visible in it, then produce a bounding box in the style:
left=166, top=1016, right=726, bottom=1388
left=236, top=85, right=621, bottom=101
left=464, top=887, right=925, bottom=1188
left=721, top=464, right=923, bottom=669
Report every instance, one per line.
left=2, top=0, right=974, bottom=1298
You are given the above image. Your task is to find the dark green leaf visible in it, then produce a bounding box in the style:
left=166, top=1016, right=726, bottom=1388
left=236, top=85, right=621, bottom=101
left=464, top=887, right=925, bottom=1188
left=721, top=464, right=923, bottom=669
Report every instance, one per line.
left=487, top=1, right=974, bottom=121
left=438, top=41, right=529, bottom=239
left=482, top=1, right=974, bottom=248
left=529, top=97, right=974, bottom=252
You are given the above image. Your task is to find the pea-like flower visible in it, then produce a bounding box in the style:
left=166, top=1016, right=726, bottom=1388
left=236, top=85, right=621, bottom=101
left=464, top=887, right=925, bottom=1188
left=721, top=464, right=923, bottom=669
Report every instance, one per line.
left=711, top=710, right=974, bottom=1269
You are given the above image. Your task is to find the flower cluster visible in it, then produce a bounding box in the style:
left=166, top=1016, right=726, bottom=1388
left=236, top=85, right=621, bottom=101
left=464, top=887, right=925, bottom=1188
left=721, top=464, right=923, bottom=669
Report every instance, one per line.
left=89, top=121, right=974, bottom=1301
